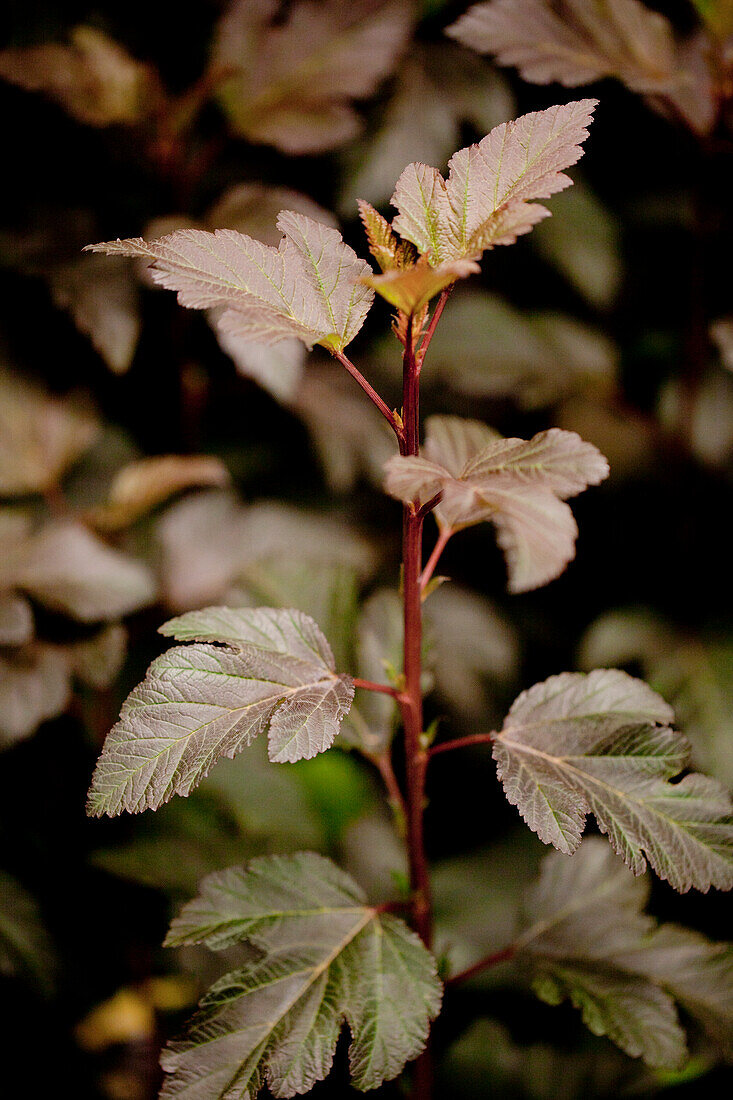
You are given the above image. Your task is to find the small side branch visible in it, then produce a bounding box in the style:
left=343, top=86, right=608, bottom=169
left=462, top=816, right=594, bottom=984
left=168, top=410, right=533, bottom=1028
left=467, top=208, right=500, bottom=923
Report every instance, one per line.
left=429, top=732, right=496, bottom=758
left=333, top=350, right=405, bottom=445
left=419, top=527, right=451, bottom=591
left=352, top=677, right=400, bottom=698
left=447, top=945, right=516, bottom=987
left=372, top=751, right=408, bottom=834
left=416, top=287, right=453, bottom=369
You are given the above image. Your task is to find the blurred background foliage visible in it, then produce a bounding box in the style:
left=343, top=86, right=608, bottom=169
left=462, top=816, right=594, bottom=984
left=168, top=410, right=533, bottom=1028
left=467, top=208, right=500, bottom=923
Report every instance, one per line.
left=0, top=1, right=731, bottom=1096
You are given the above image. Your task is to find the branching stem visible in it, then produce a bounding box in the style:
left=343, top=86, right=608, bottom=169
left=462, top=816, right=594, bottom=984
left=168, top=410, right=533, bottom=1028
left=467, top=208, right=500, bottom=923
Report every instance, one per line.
left=416, top=286, right=453, bottom=368
left=352, top=677, right=400, bottom=698
left=429, top=732, right=496, bottom=758
left=447, top=945, right=517, bottom=987
left=333, top=349, right=405, bottom=444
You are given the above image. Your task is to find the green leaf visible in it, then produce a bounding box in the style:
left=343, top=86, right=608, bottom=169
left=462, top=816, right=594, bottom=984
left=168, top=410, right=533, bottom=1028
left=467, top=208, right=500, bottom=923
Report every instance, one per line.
left=86, top=212, right=374, bottom=354
left=494, top=670, right=733, bottom=891
left=390, top=100, right=597, bottom=264
left=86, top=607, right=355, bottom=817
left=517, top=839, right=733, bottom=1066
left=161, top=852, right=442, bottom=1096
left=0, top=872, right=55, bottom=994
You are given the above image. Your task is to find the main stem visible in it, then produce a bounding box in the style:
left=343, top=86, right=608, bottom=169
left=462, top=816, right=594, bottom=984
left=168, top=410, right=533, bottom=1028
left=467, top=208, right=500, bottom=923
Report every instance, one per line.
left=400, top=316, right=433, bottom=1096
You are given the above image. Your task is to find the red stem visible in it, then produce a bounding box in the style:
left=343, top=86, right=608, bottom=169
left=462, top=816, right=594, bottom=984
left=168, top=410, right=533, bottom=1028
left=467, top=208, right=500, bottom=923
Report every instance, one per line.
left=372, top=751, right=408, bottom=833
left=447, top=945, right=516, bottom=987
left=352, top=677, right=400, bottom=698
left=399, top=313, right=433, bottom=1097
left=429, top=732, right=496, bottom=758
left=333, top=350, right=405, bottom=444
left=416, top=286, right=453, bottom=368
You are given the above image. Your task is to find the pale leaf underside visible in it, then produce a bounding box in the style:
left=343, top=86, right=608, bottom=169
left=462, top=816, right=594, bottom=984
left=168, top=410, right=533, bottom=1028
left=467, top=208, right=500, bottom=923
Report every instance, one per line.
left=86, top=607, right=354, bottom=816
left=390, top=99, right=597, bottom=264
left=161, top=852, right=442, bottom=1097
left=85, top=211, right=374, bottom=353
left=447, top=1, right=715, bottom=135
left=517, top=840, right=733, bottom=1066
left=384, top=420, right=608, bottom=592
left=494, top=670, right=733, bottom=891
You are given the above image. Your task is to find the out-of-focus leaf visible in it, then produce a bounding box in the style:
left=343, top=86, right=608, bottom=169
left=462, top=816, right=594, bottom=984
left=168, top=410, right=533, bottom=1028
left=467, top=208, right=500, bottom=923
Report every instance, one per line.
left=0, top=645, right=70, bottom=747
left=340, top=812, right=408, bottom=903
left=532, top=179, right=622, bottom=309
left=13, top=520, right=156, bottom=622
left=556, top=395, right=656, bottom=479
left=0, top=25, right=153, bottom=126
left=340, top=588, right=403, bottom=756
left=226, top=558, right=359, bottom=671
left=447, top=1, right=716, bottom=135
left=87, top=607, right=355, bottom=816
left=659, top=369, right=733, bottom=467
left=711, top=318, right=733, bottom=371
left=434, top=833, right=546, bottom=983
left=87, top=212, right=374, bottom=353
left=86, top=455, right=230, bottom=532
left=212, top=324, right=305, bottom=403
left=68, top=624, right=127, bottom=690
left=204, top=183, right=337, bottom=245
left=411, top=289, right=617, bottom=407
left=48, top=253, right=140, bottom=374
left=211, top=0, right=416, bottom=153
left=691, top=0, right=733, bottom=39
left=385, top=419, right=608, bottom=593
left=424, top=583, right=519, bottom=722
left=445, top=1018, right=638, bottom=1099
left=391, top=100, right=597, bottom=263
left=161, top=853, right=442, bottom=1095
left=156, top=490, right=374, bottom=612
left=517, top=840, right=733, bottom=1066
left=0, top=367, right=98, bottom=496
left=580, top=609, right=733, bottom=787
left=0, top=593, right=33, bottom=646
left=339, top=42, right=515, bottom=213
left=0, top=872, right=55, bottom=994
left=494, top=669, right=733, bottom=891
left=294, top=360, right=397, bottom=492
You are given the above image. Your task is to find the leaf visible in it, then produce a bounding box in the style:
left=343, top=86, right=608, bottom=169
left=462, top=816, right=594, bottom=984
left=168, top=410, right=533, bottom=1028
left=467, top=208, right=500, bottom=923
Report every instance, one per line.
left=447, top=1, right=715, bottom=135
left=0, top=24, right=152, bottom=126
left=0, top=644, right=71, bottom=747
left=406, top=288, right=617, bottom=407
left=13, top=520, right=156, bottom=622
left=68, top=624, right=127, bottom=690
left=211, top=0, right=416, bottom=153
left=86, top=607, right=355, bottom=816
left=361, top=254, right=480, bottom=313
left=517, top=839, right=733, bottom=1065
left=493, top=669, right=733, bottom=891
left=391, top=100, right=597, bottom=264
left=339, top=42, right=515, bottom=214
left=358, top=201, right=417, bottom=272
left=691, top=0, right=733, bottom=40
left=86, top=455, right=231, bottom=532
left=161, top=852, right=442, bottom=1095
left=384, top=419, right=608, bottom=592
left=580, top=609, right=733, bottom=786
left=48, top=253, right=140, bottom=374
left=213, top=325, right=305, bottom=404
left=0, top=366, right=99, bottom=496
left=86, top=212, right=374, bottom=353
left=711, top=318, right=733, bottom=371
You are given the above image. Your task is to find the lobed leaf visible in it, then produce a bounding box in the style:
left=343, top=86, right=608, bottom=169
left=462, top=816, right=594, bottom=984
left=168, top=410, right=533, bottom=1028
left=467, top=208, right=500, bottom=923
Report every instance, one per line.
left=212, top=0, right=415, bottom=154
left=516, top=839, right=733, bottom=1065
left=361, top=255, right=479, bottom=314
left=494, top=670, right=733, bottom=891
left=161, top=852, right=442, bottom=1096
left=391, top=99, right=597, bottom=264
left=86, top=212, right=373, bottom=354
left=447, top=1, right=715, bottom=135
left=87, top=607, right=355, bottom=816
left=384, top=418, right=608, bottom=592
